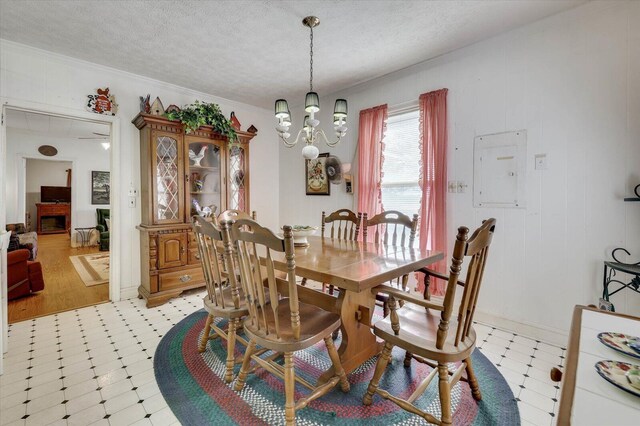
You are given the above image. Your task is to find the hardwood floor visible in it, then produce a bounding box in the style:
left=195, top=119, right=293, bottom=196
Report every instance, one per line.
left=8, top=234, right=109, bottom=323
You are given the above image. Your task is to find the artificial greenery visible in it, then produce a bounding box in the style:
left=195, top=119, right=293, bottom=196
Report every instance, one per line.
left=166, top=100, right=237, bottom=141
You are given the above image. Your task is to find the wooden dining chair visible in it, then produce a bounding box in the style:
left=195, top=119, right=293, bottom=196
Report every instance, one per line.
left=363, top=210, right=418, bottom=316
left=322, top=208, right=361, bottom=240
left=306, top=208, right=362, bottom=294
left=362, top=219, right=497, bottom=425
left=191, top=216, right=249, bottom=383
left=223, top=219, right=350, bottom=426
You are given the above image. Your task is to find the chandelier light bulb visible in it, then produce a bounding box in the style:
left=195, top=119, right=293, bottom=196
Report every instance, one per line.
left=302, top=144, right=319, bottom=160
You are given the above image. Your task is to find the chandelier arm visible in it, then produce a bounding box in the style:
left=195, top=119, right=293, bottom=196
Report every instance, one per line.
left=316, top=129, right=342, bottom=148
left=280, top=128, right=306, bottom=147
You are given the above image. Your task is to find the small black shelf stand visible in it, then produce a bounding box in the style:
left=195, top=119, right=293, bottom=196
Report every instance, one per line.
left=603, top=249, right=640, bottom=312
left=602, top=184, right=640, bottom=311
left=623, top=184, right=640, bottom=202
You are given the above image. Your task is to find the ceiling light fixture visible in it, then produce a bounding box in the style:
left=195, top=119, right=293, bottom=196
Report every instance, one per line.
left=274, top=16, right=348, bottom=160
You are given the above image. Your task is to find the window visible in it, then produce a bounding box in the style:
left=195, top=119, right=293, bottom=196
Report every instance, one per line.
left=380, top=110, right=421, bottom=221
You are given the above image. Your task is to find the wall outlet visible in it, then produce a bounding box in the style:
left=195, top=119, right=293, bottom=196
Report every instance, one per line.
left=128, top=196, right=136, bottom=208
left=128, top=188, right=138, bottom=197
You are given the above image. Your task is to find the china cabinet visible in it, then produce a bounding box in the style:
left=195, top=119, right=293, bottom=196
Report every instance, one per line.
left=133, top=113, right=256, bottom=307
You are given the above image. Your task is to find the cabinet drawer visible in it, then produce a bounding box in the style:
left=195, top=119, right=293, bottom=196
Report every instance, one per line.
left=159, top=268, right=204, bottom=292
left=189, top=248, right=223, bottom=266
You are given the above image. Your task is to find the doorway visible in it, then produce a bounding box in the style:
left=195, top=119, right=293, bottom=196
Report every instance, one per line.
left=3, top=109, right=114, bottom=322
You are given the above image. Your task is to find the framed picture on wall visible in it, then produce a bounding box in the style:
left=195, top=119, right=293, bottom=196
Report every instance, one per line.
left=91, top=171, right=110, bottom=204
left=305, top=152, right=330, bottom=196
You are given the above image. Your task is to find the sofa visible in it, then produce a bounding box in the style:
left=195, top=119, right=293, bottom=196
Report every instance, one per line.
left=8, top=249, right=45, bottom=300
left=96, top=208, right=110, bottom=251
left=6, top=223, right=38, bottom=260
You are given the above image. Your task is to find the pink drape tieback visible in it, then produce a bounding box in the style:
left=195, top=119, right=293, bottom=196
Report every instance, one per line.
left=357, top=104, right=388, bottom=240
left=417, top=89, right=448, bottom=295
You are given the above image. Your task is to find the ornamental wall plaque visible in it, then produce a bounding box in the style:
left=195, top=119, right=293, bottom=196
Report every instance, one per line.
left=87, top=87, right=118, bottom=115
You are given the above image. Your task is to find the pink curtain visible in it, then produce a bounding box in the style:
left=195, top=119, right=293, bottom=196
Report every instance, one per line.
left=417, top=89, right=448, bottom=295
left=357, top=104, right=388, bottom=234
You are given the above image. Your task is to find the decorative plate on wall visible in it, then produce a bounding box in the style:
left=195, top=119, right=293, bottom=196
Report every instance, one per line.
left=38, top=145, right=58, bottom=156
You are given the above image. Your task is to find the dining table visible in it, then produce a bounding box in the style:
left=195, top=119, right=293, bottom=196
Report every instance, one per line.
left=267, top=235, right=443, bottom=383
left=557, top=305, right=640, bottom=425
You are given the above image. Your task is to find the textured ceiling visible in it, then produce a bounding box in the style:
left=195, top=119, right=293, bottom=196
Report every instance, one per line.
left=0, top=0, right=585, bottom=109
left=6, top=110, right=110, bottom=140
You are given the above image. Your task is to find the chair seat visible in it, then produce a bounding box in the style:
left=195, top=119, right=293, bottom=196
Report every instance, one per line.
left=203, top=286, right=249, bottom=319
left=373, top=303, right=476, bottom=363
left=243, top=299, right=341, bottom=353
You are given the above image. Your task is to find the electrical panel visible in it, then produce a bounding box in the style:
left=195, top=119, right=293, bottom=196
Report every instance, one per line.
left=473, top=130, right=526, bottom=208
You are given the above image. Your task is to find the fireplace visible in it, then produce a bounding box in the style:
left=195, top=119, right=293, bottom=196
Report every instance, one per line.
left=41, top=215, right=67, bottom=233
left=36, top=203, right=71, bottom=234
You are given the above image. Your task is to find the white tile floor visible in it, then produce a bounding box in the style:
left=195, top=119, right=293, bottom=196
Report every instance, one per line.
left=1, top=290, right=565, bottom=426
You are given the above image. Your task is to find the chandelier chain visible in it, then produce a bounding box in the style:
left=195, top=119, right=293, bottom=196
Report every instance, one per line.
left=309, top=25, right=313, bottom=91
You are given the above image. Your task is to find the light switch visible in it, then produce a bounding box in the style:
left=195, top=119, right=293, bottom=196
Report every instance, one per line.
left=457, top=181, right=468, bottom=193
left=128, top=197, right=136, bottom=208
left=535, top=154, right=547, bottom=170
left=448, top=181, right=458, bottom=193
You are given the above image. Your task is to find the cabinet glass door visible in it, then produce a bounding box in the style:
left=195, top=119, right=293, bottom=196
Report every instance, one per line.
left=154, top=134, right=183, bottom=223
left=228, top=145, right=247, bottom=211
left=188, top=141, right=222, bottom=218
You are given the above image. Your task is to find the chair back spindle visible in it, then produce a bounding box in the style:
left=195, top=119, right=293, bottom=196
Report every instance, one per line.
left=192, top=216, right=239, bottom=310
left=223, top=219, right=300, bottom=340
left=321, top=209, right=361, bottom=241
left=437, top=218, right=496, bottom=350
left=363, top=211, right=418, bottom=247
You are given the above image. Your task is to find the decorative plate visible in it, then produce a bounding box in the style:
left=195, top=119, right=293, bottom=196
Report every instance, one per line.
left=597, top=332, right=640, bottom=359
left=595, top=360, right=640, bottom=397
left=38, top=145, right=58, bottom=157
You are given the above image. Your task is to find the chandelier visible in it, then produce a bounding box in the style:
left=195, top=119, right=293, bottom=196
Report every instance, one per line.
left=274, top=16, right=348, bottom=160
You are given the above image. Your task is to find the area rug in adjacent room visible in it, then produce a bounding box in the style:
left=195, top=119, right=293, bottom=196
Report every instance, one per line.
left=154, top=310, right=520, bottom=425
left=69, top=252, right=109, bottom=286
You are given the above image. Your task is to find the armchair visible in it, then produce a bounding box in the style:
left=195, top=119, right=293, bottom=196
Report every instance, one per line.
left=6, top=223, right=38, bottom=260
left=8, top=249, right=45, bottom=300
left=96, top=208, right=110, bottom=251
left=362, top=219, right=497, bottom=425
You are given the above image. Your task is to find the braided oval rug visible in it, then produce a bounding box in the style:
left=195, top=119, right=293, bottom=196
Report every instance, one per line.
left=154, top=310, right=520, bottom=425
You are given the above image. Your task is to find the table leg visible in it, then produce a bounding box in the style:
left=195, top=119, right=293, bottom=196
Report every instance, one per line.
left=318, top=288, right=381, bottom=384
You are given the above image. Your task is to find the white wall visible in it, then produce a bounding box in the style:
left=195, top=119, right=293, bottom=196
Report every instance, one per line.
left=5, top=129, right=110, bottom=244
left=14, top=158, right=71, bottom=227
left=25, top=159, right=70, bottom=192
left=1, top=40, right=279, bottom=299
left=280, top=0, right=640, bottom=335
